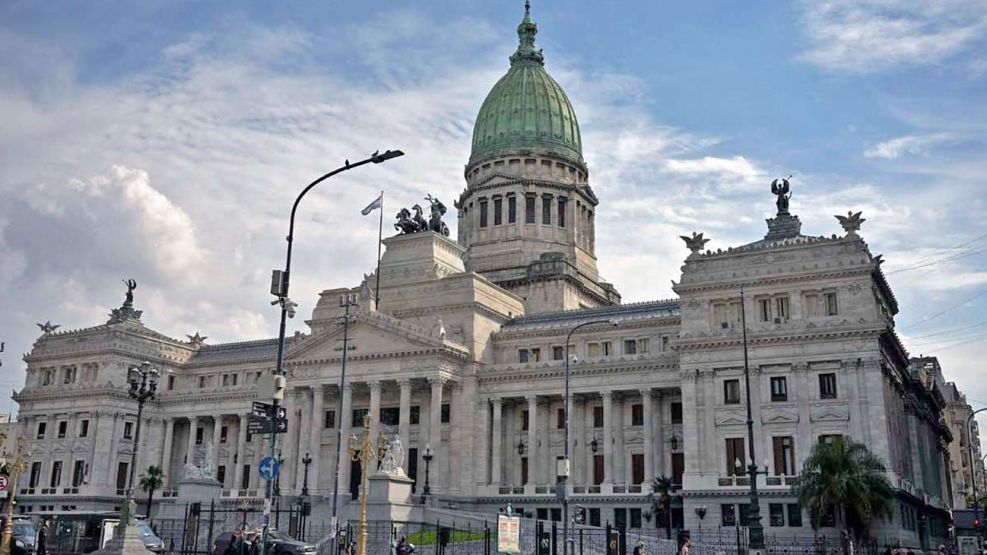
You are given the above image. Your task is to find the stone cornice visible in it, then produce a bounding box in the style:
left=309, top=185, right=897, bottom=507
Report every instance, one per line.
left=675, top=323, right=885, bottom=352
left=479, top=357, right=680, bottom=384
left=493, top=315, right=680, bottom=341
left=674, top=267, right=872, bottom=295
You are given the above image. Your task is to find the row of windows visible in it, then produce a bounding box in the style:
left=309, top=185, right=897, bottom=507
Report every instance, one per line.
left=37, top=419, right=93, bottom=440
left=470, top=194, right=574, bottom=229
left=724, top=434, right=844, bottom=477
left=518, top=337, right=670, bottom=363
left=518, top=402, right=684, bottom=431
left=28, top=460, right=91, bottom=489
left=723, top=373, right=838, bottom=405
left=712, top=291, right=839, bottom=329
left=190, top=371, right=264, bottom=391
left=721, top=503, right=803, bottom=527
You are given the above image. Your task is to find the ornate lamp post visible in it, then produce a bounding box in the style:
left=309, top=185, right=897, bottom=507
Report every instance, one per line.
left=738, top=288, right=765, bottom=553
left=695, top=506, right=707, bottom=552
left=300, top=453, right=312, bottom=496
left=0, top=446, right=28, bottom=555
left=266, top=149, right=403, bottom=555
left=347, top=416, right=387, bottom=555
left=126, top=362, right=159, bottom=497
left=421, top=443, right=434, bottom=504
left=561, top=319, right=613, bottom=555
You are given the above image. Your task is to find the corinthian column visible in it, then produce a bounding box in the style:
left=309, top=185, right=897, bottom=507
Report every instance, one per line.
left=308, top=386, right=324, bottom=494
left=602, top=391, right=613, bottom=484
left=491, top=398, right=503, bottom=486
left=526, top=395, right=537, bottom=486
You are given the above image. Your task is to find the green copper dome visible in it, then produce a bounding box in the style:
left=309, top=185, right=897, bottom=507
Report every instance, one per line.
left=469, top=2, right=584, bottom=167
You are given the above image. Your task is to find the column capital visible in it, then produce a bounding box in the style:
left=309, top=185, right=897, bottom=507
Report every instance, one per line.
left=490, top=397, right=503, bottom=407
left=639, top=388, right=652, bottom=399
left=396, top=378, right=413, bottom=388
left=600, top=390, right=613, bottom=400
left=428, top=376, right=448, bottom=388
left=526, top=394, right=538, bottom=404
left=342, top=383, right=354, bottom=392
left=367, top=380, right=381, bottom=391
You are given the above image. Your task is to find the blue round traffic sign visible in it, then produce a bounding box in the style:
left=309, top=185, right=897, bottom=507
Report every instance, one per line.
left=258, top=456, right=280, bottom=480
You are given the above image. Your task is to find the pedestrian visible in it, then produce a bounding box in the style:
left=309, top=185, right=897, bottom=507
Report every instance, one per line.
left=679, top=537, right=691, bottom=555
left=633, top=540, right=647, bottom=555
left=36, top=520, right=48, bottom=555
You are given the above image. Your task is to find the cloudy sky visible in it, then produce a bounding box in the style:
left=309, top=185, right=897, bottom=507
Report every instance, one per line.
left=1, top=0, right=986, bottom=423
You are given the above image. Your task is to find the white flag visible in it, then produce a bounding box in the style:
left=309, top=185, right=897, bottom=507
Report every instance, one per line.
left=361, top=194, right=383, bottom=215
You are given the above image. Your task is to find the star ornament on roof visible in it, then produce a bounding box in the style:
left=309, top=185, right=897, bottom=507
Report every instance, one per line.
left=37, top=321, right=60, bottom=335
left=187, top=332, right=208, bottom=347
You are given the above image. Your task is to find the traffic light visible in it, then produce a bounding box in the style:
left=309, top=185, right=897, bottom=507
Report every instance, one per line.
left=975, top=518, right=981, bottom=528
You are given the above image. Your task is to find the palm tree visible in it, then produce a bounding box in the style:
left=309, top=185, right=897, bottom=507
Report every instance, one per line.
left=139, top=465, right=165, bottom=523
left=649, top=475, right=673, bottom=540
left=797, top=439, right=894, bottom=539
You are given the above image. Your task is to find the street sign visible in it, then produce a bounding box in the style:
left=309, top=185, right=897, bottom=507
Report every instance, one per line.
left=247, top=415, right=287, bottom=435
left=258, top=457, right=280, bottom=481
left=251, top=401, right=286, bottom=420
left=0, top=474, right=9, bottom=493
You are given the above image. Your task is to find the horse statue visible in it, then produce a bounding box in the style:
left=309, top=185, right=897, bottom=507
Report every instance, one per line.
left=411, top=204, right=429, bottom=232
left=394, top=208, right=419, bottom=234
left=425, top=194, right=450, bottom=236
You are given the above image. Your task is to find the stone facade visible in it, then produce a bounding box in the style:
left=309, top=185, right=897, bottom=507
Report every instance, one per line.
left=8, top=2, right=972, bottom=550
left=942, top=376, right=986, bottom=509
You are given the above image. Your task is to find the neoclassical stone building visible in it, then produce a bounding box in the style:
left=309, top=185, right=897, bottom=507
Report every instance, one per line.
left=12, top=2, right=960, bottom=547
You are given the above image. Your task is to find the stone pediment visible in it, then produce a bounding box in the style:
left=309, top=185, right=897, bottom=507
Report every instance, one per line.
left=715, top=408, right=747, bottom=426
left=761, top=406, right=799, bottom=424
left=810, top=404, right=849, bottom=422
left=288, top=312, right=468, bottom=364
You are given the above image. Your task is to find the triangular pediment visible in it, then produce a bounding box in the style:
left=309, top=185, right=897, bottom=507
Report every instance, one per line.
left=810, top=404, right=849, bottom=422
left=288, top=311, right=468, bottom=364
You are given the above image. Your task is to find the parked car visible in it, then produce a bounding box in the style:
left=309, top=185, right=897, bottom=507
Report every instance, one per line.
left=0, top=517, right=37, bottom=555
left=212, top=530, right=314, bottom=555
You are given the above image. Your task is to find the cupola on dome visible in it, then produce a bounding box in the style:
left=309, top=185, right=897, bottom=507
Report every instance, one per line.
left=469, top=1, right=584, bottom=168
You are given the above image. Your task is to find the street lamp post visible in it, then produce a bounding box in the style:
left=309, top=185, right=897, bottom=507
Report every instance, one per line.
left=300, top=453, right=312, bottom=496
left=421, top=444, right=434, bottom=505
left=127, top=362, right=159, bottom=497
left=739, top=288, right=765, bottom=553
left=329, top=292, right=358, bottom=555
left=347, top=416, right=387, bottom=555
left=695, top=506, right=707, bottom=553
left=561, top=319, right=613, bottom=555
left=265, top=149, right=403, bottom=555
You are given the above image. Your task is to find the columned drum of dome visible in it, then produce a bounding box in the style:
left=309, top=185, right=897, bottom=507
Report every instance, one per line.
left=468, top=1, right=584, bottom=170
left=457, top=2, right=620, bottom=314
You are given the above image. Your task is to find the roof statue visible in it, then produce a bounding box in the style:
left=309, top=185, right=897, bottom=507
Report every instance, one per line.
left=37, top=321, right=60, bottom=335
left=394, top=195, right=450, bottom=236
left=835, top=211, right=865, bottom=236
left=186, top=332, right=208, bottom=347
left=108, top=278, right=143, bottom=324
left=183, top=443, right=219, bottom=482
left=680, top=232, right=710, bottom=256
left=770, top=176, right=793, bottom=215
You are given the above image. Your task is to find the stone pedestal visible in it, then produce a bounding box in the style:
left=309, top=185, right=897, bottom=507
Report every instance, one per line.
left=764, top=213, right=802, bottom=241
left=89, top=499, right=154, bottom=555
left=154, top=476, right=223, bottom=521
left=365, top=471, right=418, bottom=522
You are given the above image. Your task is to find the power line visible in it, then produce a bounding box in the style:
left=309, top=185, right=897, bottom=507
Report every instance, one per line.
left=907, top=328, right=987, bottom=348
left=903, top=288, right=987, bottom=329
left=886, top=231, right=987, bottom=275
left=905, top=320, right=987, bottom=340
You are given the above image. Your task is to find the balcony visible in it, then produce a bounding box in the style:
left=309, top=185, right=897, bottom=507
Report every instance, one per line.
left=494, top=483, right=647, bottom=496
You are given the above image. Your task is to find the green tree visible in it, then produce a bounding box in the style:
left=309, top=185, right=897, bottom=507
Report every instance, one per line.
left=797, top=439, right=894, bottom=538
left=139, top=465, right=165, bottom=522
left=649, top=475, right=673, bottom=540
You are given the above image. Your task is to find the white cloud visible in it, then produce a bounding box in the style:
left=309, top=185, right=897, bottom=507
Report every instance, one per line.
left=863, top=132, right=955, bottom=159
left=799, top=0, right=987, bottom=73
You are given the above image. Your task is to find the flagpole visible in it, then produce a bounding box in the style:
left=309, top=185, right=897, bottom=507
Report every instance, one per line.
left=374, top=190, right=383, bottom=310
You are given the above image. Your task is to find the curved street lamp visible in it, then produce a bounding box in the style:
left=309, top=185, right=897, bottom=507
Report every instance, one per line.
left=260, top=149, right=404, bottom=555
left=561, top=318, right=615, bottom=555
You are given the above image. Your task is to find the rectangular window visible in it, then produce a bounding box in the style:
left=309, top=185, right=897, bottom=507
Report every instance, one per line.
left=508, top=195, right=517, bottom=223
left=79, top=420, right=89, bottom=438
left=775, top=296, right=790, bottom=320
left=553, top=346, right=564, bottom=361
left=168, top=375, right=176, bottom=391
left=494, top=197, right=503, bottom=225
left=380, top=407, right=400, bottom=426
left=593, top=406, right=604, bottom=428
left=556, top=408, right=565, bottom=429
left=525, top=195, right=536, bottom=223
left=537, top=508, right=548, bottom=521
left=787, top=504, right=803, bottom=527
left=325, top=410, right=336, bottom=429
left=670, top=402, right=683, bottom=424
left=352, top=408, right=369, bottom=427
left=29, top=462, right=42, bottom=488
left=637, top=338, right=650, bottom=354
left=217, top=465, right=226, bottom=485
left=222, top=374, right=229, bottom=387
left=819, top=373, right=837, bottom=399
left=725, top=438, right=746, bottom=475
left=631, top=453, right=644, bottom=484
left=241, top=465, right=251, bottom=490
left=479, top=199, right=488, bottom=227
left=441, top=403, right=450, bottom=424
left=770, top=376, right=788, bottom=402
left=593, top=455, right=604, bottom=485
left=231, top=374, right=237, bottom=386
left=57, top=421, right=67, bottom=439
left=724, top=379, right=741, bottom=404
left=198, top=376, right=206, bottom=389
left=522, top=409, right=529, bottom=431
left=195, top=427, right=204, bottom=445
left=63, top=366, right=76, bottom=384
left=769, top=504, right=785, bottom=527
left=721, top=504, right=736, bottom=526
left=804, top=293, right=822, bottom=317
left=739, top=504, right=751, bottom=526
left=589, top=508, right=601, bottom=527
left=521, top=457, right=529, bottom=485
left=631, top=404, right=644, bottom=426
left=624, top=339, right=637, bottom=355
left=601, top=341, right=612, bottom=357
left=410, top=406, right=420, bottom=425
left=50, top=461, right=63, bottom=487
left=630, top=508, right=642, bottom=529
left=530, top=348, right=541, bottom=362
left=542, top=195, right=552, bottom=225
left=72, top=461, right=86, bottom=487
left=661, top=335, right=670, bottom=351
left=614, top=508, right=627, bottom=530
left=220, top=426, right=229, bottom=443
left=824, top=292, right=839, bottom=315
left=123, top=422, right=134, bottom=440
left=773, top=436, right=796, bottom=476
left=586, top=342, right=599, bottom=358
left=759, top=299, right=772, bottom=322
left=37, top=422, right=47, bottom=439
left=518, top=349, right=529, bottom=363
left=557, top=197, right=566, bottom=227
